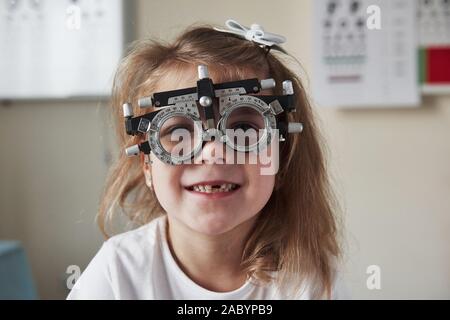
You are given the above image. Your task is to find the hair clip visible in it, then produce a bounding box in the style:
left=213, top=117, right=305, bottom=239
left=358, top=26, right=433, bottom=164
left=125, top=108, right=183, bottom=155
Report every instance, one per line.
left=214, top=19, right=288, bottom=54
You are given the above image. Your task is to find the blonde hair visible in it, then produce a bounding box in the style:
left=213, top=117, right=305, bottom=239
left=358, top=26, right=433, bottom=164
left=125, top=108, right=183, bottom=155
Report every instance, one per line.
left=98, top=23, right=342, bottom=299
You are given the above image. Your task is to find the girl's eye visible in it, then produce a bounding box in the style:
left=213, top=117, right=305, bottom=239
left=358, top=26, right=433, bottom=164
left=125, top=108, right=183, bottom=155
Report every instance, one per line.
left=162, top=125, right=194, bottom=136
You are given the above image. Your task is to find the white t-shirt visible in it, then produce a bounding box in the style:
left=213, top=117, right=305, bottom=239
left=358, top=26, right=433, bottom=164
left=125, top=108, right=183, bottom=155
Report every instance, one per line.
left=67, top=215, right=349, bottom=300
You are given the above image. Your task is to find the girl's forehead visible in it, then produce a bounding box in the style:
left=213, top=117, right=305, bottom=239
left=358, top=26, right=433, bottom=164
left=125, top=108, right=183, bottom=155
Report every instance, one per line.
left=154, top=64, right=268, bottom=93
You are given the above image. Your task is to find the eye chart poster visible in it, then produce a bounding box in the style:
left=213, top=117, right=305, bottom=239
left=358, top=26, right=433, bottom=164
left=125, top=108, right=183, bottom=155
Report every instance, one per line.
left=0, top=0, right=125, bottom=99
left=312, top=0, right=420, bottom=108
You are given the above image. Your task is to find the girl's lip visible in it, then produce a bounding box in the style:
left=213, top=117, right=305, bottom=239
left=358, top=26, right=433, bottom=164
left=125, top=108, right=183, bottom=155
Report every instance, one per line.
left=184, top=180, right=241, bottom=188
left=183, top=184, right=242, bottom=199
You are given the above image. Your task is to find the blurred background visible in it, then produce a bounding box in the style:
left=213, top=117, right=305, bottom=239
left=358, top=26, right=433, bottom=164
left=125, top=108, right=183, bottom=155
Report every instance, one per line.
left=0, top=0, right=449, bottom=299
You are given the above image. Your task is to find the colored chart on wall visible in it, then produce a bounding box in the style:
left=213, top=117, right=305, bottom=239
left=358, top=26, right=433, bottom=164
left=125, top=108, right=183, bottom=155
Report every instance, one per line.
left=418, top=0, right=450, bottom=94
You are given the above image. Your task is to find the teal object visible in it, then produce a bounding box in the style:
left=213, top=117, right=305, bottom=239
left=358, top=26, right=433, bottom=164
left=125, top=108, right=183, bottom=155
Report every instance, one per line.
left=0, top=241, right=37, bottom=299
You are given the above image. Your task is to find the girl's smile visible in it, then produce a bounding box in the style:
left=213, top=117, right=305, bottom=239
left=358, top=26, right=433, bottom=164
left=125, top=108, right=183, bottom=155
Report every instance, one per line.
left=183, top=180, right=242, bottom=200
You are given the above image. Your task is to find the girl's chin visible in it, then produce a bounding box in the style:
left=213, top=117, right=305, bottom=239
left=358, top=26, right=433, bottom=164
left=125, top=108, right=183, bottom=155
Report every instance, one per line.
left=188, top=214, right=241, bottom=236
left=190, top=212, right=260, bottom=237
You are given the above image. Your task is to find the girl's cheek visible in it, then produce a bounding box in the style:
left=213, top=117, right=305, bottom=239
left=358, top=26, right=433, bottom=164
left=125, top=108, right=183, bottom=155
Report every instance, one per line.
left=150, top=162, right=173, bottom=194
left=246, top=165, right=275, bottom=190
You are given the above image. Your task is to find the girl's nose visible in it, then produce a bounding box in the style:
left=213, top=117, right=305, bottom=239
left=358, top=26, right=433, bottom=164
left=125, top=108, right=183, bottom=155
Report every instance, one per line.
left=197, top=133, right=227, bottom=164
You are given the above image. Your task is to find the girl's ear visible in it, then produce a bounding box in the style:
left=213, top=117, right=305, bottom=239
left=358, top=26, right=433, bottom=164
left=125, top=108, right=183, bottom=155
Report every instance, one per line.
left=144, top=170, right=152, bottom=189
left=141, top=154, right=153, bottom=189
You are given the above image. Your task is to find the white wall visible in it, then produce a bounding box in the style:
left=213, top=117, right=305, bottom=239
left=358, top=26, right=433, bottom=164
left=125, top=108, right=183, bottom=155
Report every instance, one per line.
left=0, top=0, right=449, bottom=299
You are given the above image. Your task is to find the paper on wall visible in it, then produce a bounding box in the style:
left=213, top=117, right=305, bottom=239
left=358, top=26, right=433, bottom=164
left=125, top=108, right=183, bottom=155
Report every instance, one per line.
left=311, top=0, right=420, bottom=108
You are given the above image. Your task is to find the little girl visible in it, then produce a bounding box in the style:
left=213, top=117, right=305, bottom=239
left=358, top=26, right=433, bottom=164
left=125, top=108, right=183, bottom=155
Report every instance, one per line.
left=67, top=20, right=346, bottom=300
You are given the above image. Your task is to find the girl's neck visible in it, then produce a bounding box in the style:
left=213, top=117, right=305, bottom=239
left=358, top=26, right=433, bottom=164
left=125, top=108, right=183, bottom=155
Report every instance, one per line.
left=165, top=215, right=257, bottom=292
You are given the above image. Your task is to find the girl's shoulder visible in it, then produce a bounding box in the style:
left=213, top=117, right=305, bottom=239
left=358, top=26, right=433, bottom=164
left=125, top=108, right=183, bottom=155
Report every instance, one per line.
left=104, top=215, right=166, bottom=259
left=67, top=216, right=167, bottom=299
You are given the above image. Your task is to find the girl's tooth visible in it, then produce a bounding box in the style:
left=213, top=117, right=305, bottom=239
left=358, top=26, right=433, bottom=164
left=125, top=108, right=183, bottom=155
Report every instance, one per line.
left=190, top=184, right=237, bottom=193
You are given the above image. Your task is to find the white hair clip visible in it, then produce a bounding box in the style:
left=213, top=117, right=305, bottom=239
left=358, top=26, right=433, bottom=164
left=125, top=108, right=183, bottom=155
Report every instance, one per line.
left=214, top=19, right=288, bottom=53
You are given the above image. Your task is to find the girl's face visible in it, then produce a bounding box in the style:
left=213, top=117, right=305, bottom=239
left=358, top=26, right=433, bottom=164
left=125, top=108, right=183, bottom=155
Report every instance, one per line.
left=143, top=66, right=276, bottom=236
